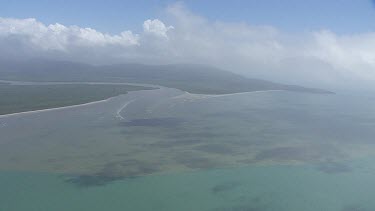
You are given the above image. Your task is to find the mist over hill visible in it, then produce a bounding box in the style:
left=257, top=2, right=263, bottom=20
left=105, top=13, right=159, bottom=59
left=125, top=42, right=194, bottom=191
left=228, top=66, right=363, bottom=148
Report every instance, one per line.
left=0, top=59, right=333, bottom=94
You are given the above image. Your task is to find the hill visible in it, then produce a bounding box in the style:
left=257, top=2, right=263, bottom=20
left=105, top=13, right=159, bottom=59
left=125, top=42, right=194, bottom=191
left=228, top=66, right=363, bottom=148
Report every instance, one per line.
left=0, top=60, right=333, bottom=94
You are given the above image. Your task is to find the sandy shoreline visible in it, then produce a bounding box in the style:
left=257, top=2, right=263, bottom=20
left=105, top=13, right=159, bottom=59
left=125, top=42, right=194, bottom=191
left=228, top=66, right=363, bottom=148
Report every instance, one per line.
left=0, top=80, right=159, bottom=119
left=116, top=99, right=136, bottom=120
left=0, top=98, right=111, bottom=119
left=0, top=80, right=284, bottom=119
left=173, top=89, right=284, bottom=100
left=199, top=89, right=284, bottom=98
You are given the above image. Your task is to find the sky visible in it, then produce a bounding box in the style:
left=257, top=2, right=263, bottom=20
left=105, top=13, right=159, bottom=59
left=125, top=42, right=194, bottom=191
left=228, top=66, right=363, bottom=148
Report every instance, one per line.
left=1, top=0, right=375, bottom=89
left=1, top=0, right=375, bottom=34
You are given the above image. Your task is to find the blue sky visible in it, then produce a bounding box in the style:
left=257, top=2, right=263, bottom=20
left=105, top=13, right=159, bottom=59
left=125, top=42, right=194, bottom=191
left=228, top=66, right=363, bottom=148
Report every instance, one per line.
left=2, top=0, right=375, bottom=88
left=1, top=0, right=375, bottom=34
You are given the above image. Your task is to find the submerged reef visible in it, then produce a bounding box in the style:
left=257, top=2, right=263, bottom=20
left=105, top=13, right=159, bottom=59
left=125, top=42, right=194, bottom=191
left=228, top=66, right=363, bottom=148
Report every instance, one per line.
left=66, top=159, right=159, bottom=187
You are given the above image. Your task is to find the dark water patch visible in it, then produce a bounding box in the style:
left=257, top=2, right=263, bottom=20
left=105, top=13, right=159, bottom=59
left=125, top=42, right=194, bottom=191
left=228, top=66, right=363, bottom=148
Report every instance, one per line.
left=211, top=181, right=241, bottom=194
left=194, top=144, right=235, bottom=155
left=175, top=154, right=220, bottom=169
left=254, top=146, right=343, bottom=162
left=114, top=152, right=130, bottom=157
left=119, top=117, right=184, bottom=127
left=237, top=158, right=257, bottom=164
left=204, top=111, right=247, bottom=119
left=230, top=138, right=270, bottom=147
left=317, top=161, right=352, bottom=174
left=255, top=147, right=313, bottom=162
left=150, top=139, right=202, bottom=148
left=66, top=159, right=160, bottom=187
left=65, top=174, right=121, bottom=187
left=100, top=159, right=159, bottom=177
left=251, top=196, right=262, bottom=203
left=120, top=128, right=163, bottom=137
left=167, top=131, right=219, bottom=139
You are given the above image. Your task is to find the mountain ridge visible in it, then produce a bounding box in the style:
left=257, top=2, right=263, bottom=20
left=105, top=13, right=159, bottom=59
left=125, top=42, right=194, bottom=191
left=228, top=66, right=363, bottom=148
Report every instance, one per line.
left=0, top=59, right=334, bottom=94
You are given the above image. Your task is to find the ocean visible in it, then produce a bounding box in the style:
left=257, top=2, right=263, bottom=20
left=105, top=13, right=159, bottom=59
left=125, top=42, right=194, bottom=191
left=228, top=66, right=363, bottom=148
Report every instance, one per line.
left=1, top=87, right=375, bottom=211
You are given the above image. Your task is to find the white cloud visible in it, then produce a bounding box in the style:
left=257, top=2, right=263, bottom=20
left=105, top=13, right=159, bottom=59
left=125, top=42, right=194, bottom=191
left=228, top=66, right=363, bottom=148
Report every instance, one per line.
left=307, top=30, right=375, bottom=80
left=143, top=19, right=174, bottom=38
left=0, top=17, right=139, bottom=51
left=1, top=3, right=375, bottom=90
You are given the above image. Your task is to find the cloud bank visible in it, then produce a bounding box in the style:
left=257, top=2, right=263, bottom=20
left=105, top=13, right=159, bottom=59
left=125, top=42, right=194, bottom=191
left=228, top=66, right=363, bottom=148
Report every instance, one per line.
left=1, top=3, right=375, bottom=89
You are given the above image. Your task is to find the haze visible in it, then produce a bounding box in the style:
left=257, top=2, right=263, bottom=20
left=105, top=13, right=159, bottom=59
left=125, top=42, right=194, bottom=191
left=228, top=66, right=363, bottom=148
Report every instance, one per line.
left=1, top=1, right=375, bottom=211
left=1, top=1, right=375, bottom=90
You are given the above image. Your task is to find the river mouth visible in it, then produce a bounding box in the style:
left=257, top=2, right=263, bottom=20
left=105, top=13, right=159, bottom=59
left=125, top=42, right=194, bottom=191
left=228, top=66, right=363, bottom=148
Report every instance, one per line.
left=1, top=83, right=375, bottom=210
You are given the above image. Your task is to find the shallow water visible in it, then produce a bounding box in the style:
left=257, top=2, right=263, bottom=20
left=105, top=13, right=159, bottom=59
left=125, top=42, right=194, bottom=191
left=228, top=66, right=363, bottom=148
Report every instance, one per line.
left=1, top=86, right=375, bottom=210
left=2, top=160, right=375, bottom=211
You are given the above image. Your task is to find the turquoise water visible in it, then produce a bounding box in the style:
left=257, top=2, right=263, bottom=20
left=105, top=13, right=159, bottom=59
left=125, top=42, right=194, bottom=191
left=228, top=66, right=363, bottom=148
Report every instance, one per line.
left=1, top=160, right=375, bottom=211
left=2, top=86, right=375, bottom=210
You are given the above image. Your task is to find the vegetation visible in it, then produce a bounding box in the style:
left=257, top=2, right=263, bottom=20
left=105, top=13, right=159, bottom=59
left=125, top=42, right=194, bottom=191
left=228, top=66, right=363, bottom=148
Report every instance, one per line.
left=0, top=84, right=153, bottom=115
left=0, top=60, right=333, bottom=94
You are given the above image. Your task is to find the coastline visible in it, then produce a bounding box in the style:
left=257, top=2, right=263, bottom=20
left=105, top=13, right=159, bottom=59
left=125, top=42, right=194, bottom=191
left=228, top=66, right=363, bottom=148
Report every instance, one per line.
left=0, top=98, right=111, bottom=119
left=198, top=89, right=284, bottom=98
left=116, top=99, right=136, bottom=120
left=173, top=89, right=284, bottom=100
left=0, top=80, right=159, bottom=119
left=0, top=80, right=287, bottom=119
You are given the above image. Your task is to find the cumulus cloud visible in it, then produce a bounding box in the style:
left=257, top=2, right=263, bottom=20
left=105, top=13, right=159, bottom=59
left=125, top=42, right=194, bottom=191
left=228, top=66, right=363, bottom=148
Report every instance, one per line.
left=1, top=3, right=375, bottom=90
left=143, top=19, right=174, bottom=38
left=0, top=17, right=139, bottom=51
